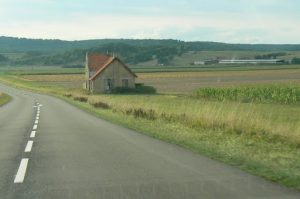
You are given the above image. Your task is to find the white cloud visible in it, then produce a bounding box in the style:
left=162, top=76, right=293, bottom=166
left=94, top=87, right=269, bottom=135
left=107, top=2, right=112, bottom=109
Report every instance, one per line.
left=0, top=0, right=299, bottom=43
left=1, top=13, right=299, bottom=43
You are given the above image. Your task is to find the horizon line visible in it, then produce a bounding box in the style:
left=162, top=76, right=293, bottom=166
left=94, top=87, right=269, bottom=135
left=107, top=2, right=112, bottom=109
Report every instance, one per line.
left=1, top=35, right=300, bottom=45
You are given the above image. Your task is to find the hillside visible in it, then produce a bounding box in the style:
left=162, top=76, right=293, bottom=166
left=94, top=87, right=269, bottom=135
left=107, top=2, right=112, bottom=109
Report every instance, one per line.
left=1, top=36, right=300, bottom=67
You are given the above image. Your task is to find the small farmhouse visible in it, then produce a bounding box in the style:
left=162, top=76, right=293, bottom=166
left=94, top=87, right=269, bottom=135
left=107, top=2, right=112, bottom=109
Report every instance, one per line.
left=85, top=53, right=137, bottom=93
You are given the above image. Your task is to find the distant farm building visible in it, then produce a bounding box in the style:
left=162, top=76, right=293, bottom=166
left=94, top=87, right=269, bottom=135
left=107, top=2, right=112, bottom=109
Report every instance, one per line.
left=192, top=60, right=218, bottom=65
left=85, top=53, right=137, bottom=93
left=219, top=59, right=284, bottom=64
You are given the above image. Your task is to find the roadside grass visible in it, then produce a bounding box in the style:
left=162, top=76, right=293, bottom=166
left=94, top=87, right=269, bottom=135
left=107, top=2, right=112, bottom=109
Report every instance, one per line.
left=1, top=73, right=300, bottom=190
left=66, top=95, right=300, bottom=190
left=0, top=92, right=11, bottom=106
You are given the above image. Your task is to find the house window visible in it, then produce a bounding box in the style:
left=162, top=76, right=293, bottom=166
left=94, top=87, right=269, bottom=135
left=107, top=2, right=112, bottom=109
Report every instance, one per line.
left=105, top=79, right=113, bottom=91
left=122, top=79, right=129, bottom=88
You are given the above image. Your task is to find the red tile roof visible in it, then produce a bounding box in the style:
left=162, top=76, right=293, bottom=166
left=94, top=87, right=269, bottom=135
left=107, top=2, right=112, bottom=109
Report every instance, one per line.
left=87, top=54, right=113, bottom=72
left=87, top=53, right=137, bottom=80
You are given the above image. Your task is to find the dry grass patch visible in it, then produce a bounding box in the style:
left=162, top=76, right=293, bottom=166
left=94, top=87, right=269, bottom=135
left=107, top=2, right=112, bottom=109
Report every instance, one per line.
left=88, top=97, right=111, bottom=109
left=72, top=94, right=88, bottom=102
left=87, top=94, right=300, bottom=146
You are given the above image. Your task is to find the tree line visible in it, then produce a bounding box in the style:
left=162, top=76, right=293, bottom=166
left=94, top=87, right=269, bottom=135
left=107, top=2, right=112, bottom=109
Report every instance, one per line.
left=1, top=36, right=300, bottom=66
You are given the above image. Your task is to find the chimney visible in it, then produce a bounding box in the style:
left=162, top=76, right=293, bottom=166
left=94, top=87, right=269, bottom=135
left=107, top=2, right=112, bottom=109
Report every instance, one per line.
left=85, top=51, right=89, bottom=78
left=85, top=51, right=89, bottom=65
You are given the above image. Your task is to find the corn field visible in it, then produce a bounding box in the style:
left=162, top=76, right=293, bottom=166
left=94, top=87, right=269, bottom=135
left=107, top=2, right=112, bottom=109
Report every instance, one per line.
left=196, top=84, right=300, bottom=104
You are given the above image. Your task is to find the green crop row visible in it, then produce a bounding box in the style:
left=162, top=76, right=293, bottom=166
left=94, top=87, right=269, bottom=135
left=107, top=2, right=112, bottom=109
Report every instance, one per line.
left=196, top=84, right=300, bottom=104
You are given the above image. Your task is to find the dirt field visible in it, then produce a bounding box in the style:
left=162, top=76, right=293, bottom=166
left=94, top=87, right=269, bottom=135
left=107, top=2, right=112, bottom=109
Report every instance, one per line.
left=22, top=69, right=300, bottom=93
left=137, top=69, right=300, bottom=93
left=21, top=74, right=85, bottom=89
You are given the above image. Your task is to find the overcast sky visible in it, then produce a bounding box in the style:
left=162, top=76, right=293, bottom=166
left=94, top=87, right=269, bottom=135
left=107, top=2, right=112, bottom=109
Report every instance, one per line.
left=0, top=0, right=299, bottom=43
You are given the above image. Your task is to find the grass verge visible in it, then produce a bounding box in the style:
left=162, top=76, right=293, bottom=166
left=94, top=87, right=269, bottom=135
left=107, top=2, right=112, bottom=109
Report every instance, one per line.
left=0, top=92, right=11, bottom=106
left=65, top=97, right=300, bottom=190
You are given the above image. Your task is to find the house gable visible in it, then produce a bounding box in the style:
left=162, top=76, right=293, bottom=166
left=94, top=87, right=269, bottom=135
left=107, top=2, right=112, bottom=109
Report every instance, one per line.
left=85, top=53, right=137, bottom=93
left=89, top=56, right=137, bottom=81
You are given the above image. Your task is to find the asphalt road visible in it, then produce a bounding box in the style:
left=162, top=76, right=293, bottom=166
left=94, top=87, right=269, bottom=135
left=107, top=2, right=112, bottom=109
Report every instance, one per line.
left=0, top=83, right=299, bottom=199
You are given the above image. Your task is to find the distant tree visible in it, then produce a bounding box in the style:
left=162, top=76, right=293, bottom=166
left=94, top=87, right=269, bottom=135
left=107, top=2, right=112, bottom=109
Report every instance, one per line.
left=291, top=57, right=300, bottom=64
left=0, top=54, right=8, bottom=62
left=255, top=52, right=287, bottom=59
left=158, top=55, right=173, bottom=65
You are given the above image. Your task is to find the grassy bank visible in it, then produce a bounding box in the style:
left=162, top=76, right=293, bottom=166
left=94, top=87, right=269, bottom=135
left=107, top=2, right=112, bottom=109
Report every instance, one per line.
left=62, top=92, right=300, bottom=190
left=0, top=92, right=11, bottom=106
left=0, top=73, right=300, bottom=190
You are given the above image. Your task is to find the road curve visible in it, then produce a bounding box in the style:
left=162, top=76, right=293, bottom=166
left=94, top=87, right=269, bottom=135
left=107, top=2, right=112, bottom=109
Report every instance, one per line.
left=0, top=83, right=299, bottom=199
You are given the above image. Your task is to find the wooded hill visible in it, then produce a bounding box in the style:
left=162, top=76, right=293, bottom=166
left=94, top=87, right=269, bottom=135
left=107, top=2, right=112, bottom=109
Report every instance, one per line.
left=1, top=36, right=300, bottom=66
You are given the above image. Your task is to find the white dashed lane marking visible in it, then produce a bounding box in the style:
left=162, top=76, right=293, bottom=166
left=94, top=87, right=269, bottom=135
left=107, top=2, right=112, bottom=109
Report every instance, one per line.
left=30, top=131, right=36, bottom=138
left=25, top=140, right=33, bottom=152
left=14, top=102, right=42, bottom=183
left=14, top=159, right=29, bottom=183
